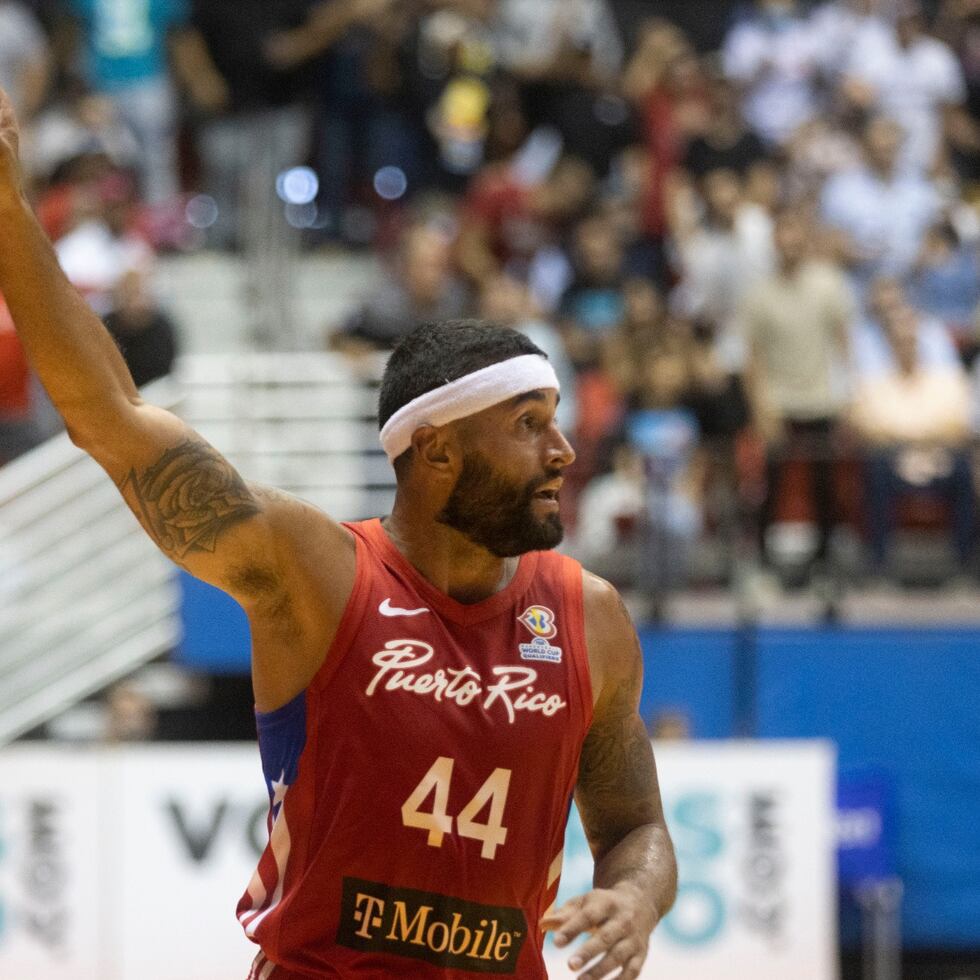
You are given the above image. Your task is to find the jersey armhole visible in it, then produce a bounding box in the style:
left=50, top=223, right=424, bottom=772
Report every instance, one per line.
left=308, top=527, right=372, bottom=695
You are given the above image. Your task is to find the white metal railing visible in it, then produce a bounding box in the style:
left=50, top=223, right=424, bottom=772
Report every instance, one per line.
left=0, top=353, right=393, bottom=744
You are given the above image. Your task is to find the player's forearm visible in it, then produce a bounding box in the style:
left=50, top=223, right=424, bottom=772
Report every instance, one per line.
left=593, top=822, right=677, bottom=925
left=0, top=192, right=140, bottom=442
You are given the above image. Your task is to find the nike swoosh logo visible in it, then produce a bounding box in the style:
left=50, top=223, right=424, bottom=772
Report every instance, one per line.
left=379, top=598, right=430, bottom=617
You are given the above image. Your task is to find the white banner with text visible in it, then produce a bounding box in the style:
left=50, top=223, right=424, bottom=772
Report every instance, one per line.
left=546, top=740, right=838, bottom=979
left=0, top=740, right=836, bottom=979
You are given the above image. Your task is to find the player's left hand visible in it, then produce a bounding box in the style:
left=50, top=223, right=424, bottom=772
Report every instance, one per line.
left=541, top=882, right=658, bottom=979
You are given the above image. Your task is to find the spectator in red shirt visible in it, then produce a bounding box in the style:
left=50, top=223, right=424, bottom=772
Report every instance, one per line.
left=623, top=21, right=711, bottom=241
left=0, top=297, right=29, bottom=417
left=0, top=295, right=60, bottom=463
left=456, top=153, right=594, bottom=301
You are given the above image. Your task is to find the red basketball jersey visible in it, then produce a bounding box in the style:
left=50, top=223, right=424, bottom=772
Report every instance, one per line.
left=237, top=518, right=594, bottom=978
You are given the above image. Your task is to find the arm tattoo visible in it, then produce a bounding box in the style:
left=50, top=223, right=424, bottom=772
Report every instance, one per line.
left=578, top=602, right=659, bottom=853
left=119, top=440, right=260, bottom=560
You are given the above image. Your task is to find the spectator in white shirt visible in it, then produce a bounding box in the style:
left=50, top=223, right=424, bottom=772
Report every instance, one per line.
left=571, top=443, right=646, bottom=584
left=809, top=0, right=892, bottom=85
left=821, top=116, right=943, bottom=289
left=722, top=0, right=821, bottom=145
left=670, top=167, right=776, bottom=371
left=852, top=277, right=961, bottom=380
left=850, top=298, right=975, bottom=574
left=53, top=174, right=154, bottom=319
left=841, top=0, right=967, bottom=173
left=496, top=0, right=624, bottom=85
left=742, top=208, right=855, bottom=570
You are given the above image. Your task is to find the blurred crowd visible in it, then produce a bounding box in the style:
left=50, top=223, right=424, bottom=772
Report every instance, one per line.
left=2, top=0, right=980, bottom=596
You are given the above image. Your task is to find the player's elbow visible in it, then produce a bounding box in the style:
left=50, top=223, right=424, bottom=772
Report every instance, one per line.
left=64, top=415, right=117, bottom=458
left=63, top=394, right=145, bottom=456
left=64, top=418, right=86, bottom=448
left=65, top=416, right=100, bottom=452
left=658, top=825, right=679, bottom=917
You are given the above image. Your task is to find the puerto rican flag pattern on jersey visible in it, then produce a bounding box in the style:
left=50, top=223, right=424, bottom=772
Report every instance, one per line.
left=237, top=518, right=593, bottom=978
left=238, top=688, right=307, bottom=948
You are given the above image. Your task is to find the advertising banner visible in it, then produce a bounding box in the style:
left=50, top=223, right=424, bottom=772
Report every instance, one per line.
left=111, top=749, right=261, bottom=980
left=0, top=745, right=259, bottom=980
left=0, top=740, right=836, bottom=979
left=0, top=747, right=104, bottom=978
left=546, top=740, right=838, bottom=979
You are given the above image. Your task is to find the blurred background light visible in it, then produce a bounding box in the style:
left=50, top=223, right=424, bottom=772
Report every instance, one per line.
left=284, top=202, right=318, bottom=229
left=184, top=194, right=218, bottom=229
left=276, top=166, right=319, bottom=205
left=373, top=166, right=408, bottom=201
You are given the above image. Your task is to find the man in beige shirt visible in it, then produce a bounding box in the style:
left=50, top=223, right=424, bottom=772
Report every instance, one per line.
left=850, top=302, right=975, bottom=574
left=742, top=207, right=854, bottom=574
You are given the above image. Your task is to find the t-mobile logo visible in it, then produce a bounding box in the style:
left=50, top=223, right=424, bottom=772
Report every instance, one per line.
left=353, top=893, right=386, bottom=938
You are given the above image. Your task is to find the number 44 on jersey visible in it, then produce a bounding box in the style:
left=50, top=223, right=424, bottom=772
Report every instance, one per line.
left=402, top=757, right=512, bottom=860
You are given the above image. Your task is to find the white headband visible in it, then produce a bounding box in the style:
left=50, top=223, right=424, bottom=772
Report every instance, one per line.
left=380, top=354, right=560, bottom=462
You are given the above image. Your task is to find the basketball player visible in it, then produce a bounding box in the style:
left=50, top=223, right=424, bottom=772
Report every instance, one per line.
left=0, top=89, right=676, bottom=978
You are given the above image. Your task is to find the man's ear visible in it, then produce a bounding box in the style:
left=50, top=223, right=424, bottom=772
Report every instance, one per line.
left=411, top=425, right=456, bottom=474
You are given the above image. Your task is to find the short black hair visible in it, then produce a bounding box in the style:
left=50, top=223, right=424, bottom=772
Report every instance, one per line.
left=378, top=320, right=546, bottom=430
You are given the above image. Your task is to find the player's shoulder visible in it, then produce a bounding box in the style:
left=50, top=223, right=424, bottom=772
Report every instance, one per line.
left=580, top=568, right=625, bottom=619
left=580, top=570, right=640, bottom=694
left=248, top=483, right=357, bottom=588
left=253, top=483, right=353, bottom=538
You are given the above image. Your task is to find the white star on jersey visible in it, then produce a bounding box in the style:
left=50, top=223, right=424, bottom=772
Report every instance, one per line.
left=270, top=770, right=289, bottom=808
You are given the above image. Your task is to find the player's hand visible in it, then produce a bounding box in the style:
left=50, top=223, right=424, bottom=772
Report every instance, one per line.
left=0, top=87, right=23, bottom=194
left=541, top=883, right=658, bottom=979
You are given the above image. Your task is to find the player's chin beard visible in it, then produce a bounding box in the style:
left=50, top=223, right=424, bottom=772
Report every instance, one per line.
left=437, top=451, right=564, bottom=557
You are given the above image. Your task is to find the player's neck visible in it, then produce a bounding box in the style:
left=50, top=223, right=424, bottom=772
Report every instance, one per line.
left=382, top=505, right=520, bottom=605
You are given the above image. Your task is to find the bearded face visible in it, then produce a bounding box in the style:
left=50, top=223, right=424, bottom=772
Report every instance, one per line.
left=436, top=449, right=564, bottom=557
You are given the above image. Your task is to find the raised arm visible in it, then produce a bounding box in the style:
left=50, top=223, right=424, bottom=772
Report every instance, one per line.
left=542, top=573, right=677, bottom=980
left=0, top=89, right=354, bottom=709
